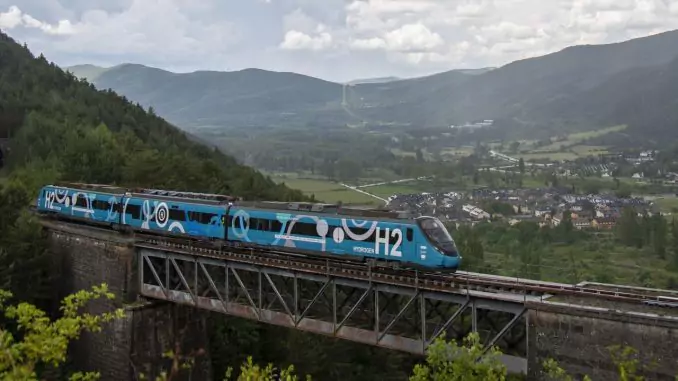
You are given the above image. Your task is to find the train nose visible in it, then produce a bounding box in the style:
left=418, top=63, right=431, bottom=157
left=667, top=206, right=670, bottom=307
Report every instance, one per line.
left=442, top=255, right=460, bottom=269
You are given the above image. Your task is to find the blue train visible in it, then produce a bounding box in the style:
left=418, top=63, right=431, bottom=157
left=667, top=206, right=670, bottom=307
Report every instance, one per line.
left=35, top=183, right=461, bottom=271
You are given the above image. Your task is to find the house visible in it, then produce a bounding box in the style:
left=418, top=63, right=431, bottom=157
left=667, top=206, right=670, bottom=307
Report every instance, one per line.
left=573, top=219, right=592, bottom=230
left=592, top=217, right=617, bottom=230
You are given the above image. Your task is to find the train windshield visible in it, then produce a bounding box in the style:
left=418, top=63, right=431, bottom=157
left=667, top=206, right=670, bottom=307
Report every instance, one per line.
left=418, top=217, right=458, bottom=256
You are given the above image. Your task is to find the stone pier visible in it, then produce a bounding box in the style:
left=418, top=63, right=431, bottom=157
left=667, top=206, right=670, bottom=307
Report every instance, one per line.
left=43, top=220, right=212, bottom=381
left=527, top=301, right=678, bottom=380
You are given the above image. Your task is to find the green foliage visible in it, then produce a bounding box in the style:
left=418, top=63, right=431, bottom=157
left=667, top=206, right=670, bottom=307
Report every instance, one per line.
left=542, top=358, right=591, bottom=381
left=224, top=357, right=310, bottom=381
left=409, top=333, right=507, bottom=381
left=0, top=283, right=124, bottom=381
left=0, top=31, right=307, bottom=202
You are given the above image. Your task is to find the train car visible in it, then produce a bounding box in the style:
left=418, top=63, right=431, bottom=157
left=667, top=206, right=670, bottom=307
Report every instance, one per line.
left=37, top=184, right=127, bottom=226
left=36, top=184, right=460, bottom=271
left=225, top=202, right=460, bottom=271
left=36, top=184, right=234, bottom=240
left=118, top=193, right=227, bottom=239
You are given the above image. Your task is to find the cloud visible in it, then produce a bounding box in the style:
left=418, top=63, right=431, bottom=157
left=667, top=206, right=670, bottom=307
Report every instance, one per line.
left=0, top=1, right=241, bottom=70
left=278, top=8, right=339, bottom=51
left=0, top=5, right=74, bottom=34
left=350, top=23, right=444, bottom=53
left=280, top=28, right=333, bottom=51
left=1, top=0, right=678, bottom=82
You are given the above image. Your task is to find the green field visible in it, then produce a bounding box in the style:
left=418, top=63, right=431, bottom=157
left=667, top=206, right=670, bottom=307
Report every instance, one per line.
left=269, top=173, right=437, bottom=205
left=650, top=196, right=678, bottom=214
left=509, top=125, right=626, bottom=162
left=516, top=151, right=579, bottom=161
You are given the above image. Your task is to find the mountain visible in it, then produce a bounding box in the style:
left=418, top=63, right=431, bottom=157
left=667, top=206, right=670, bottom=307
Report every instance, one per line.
left=0, top=30, right=306, bottom=201
left=66, top=64, right=111, bottom=82
left=89, top=64, right=354, bottom=130
left=71, top=29, right=678, bottom=141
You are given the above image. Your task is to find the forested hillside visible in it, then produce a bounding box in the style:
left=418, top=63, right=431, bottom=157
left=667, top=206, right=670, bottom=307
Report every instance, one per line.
left=0, top=31, right=306, bottom=201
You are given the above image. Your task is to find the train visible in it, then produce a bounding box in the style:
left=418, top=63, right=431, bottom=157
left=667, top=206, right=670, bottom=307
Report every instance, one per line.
left=35, top=183, right=461, bottom=272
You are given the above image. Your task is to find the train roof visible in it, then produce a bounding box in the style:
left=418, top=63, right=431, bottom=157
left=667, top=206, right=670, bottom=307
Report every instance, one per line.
left=46, top=183, right=417, bottom=220
left=49, top=182, right=238, bottom=205
left=234, top=200, right=416, bottom=221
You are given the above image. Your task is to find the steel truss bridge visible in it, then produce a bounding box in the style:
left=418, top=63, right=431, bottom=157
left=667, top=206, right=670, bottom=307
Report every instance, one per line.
left=134, top=235, right=678, bottom=374
left=138, top=246, right=530, bottom=372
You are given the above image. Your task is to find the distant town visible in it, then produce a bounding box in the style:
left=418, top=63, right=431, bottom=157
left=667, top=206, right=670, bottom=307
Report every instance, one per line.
left=384, top=147, right=676, bottom=230
left=387, top=187, right=661, bottom=230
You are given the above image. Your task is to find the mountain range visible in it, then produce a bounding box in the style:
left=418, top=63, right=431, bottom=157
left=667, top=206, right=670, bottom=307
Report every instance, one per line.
left=67, top=29, right=678, bottom=143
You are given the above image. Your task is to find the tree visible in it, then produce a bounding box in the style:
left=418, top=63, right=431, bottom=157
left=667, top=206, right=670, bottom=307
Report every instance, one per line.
left=671, top=219, right=678, bottom=269
left=0, top=283, right=125, bottom=381
left=650, top=214, right=668, bottom=259
left=518, top=158, right=525, bottom=174
left=409, top=333, right=507, bottom=381
left=225, top=357, right=310, bottom=381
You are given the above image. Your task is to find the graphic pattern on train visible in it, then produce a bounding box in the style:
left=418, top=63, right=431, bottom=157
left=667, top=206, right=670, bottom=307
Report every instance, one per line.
left=36, top=184, right=461, bottom=271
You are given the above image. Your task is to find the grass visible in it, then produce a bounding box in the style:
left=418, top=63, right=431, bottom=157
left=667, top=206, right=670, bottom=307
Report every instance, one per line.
left=509, top=125, right=625, bottom=162
left=651, top=196, right=678, bottom=214
left=440, top=147, right=474, bottom=158
left=270, top=176, right=381, bottom=205
left=516, top=151, right=579, bottom=161
left=269, top=172, right=440, bottom=205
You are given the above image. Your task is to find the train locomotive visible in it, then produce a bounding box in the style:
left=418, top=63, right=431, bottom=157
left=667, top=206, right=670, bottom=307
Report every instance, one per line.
left=35, top=183, right=461, bottom=272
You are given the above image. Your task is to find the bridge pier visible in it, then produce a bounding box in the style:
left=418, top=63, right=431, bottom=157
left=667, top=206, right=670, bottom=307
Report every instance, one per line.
left=44, top=221, right=212, bottom=381
left=527, top=302, right=678, bottom=380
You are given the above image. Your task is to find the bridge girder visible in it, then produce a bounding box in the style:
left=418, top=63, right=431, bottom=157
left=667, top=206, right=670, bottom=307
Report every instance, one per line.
left=138, top=248, right=529, bottom=374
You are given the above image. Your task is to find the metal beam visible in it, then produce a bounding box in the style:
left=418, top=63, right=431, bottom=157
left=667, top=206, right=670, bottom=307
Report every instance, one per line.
left=138, top=248, right=528, bottom=374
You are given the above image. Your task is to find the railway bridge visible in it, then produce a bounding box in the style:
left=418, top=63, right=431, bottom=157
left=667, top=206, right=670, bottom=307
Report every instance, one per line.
left=41, top=219, right=678, bottom=381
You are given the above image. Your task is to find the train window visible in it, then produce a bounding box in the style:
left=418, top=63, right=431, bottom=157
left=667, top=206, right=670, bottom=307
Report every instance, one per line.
left=235, top=215, right=244, bottom=230
left=75, top=196, right=87, bottom=208
left=92, top=200, right=110, bottom=210
left=250, top=218, right=271, bottom=231
left=406, top=228, right=413, bottom=242
left=200, top=213, right=217, bottom=224
left=126, top=204, right=141, bottom=219
left=291, top=221, right=319, bottom=237
left=169, top=209, right=185, bottom=221
left=271, top=220, right=282, bottom=232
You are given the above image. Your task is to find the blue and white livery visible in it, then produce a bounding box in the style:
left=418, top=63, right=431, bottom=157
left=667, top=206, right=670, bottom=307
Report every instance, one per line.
left=36, top=184, right=461, bottom=271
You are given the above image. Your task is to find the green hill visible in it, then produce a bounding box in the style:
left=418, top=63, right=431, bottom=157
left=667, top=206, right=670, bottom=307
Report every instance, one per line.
left=65, top=64, right=111, bottom=82
left=0, top=30, right=306, bottom=202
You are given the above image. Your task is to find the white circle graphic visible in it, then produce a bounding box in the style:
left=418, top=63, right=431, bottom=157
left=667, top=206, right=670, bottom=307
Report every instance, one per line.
left=156, top=202, right=169, bottom=228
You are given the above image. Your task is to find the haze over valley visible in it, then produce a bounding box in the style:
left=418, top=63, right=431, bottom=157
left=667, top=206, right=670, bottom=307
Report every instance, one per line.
left=67, top=29, right=678, bottom=146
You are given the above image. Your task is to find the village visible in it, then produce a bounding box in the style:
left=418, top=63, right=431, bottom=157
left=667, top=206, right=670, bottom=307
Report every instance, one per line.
left=386, top=186, right=665, bottom=230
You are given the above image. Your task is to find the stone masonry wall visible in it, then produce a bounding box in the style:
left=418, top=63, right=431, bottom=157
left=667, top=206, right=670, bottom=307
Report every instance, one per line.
left=43, top=220, right=212, bottom=381
left=527, top=303, right=678, bottom=380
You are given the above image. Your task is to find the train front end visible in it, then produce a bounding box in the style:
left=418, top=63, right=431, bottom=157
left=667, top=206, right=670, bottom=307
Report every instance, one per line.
left=416, top=216, right=461, bottom=271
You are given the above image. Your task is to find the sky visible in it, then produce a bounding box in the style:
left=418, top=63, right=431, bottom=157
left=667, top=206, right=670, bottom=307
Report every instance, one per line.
left=1, top=0, right=678, bottom=83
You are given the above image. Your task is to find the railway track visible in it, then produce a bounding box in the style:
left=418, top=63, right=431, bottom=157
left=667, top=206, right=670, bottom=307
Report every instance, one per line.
left=34, top=212, right=675, bottom=307
left=135, top=233, right=677, bottom=307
